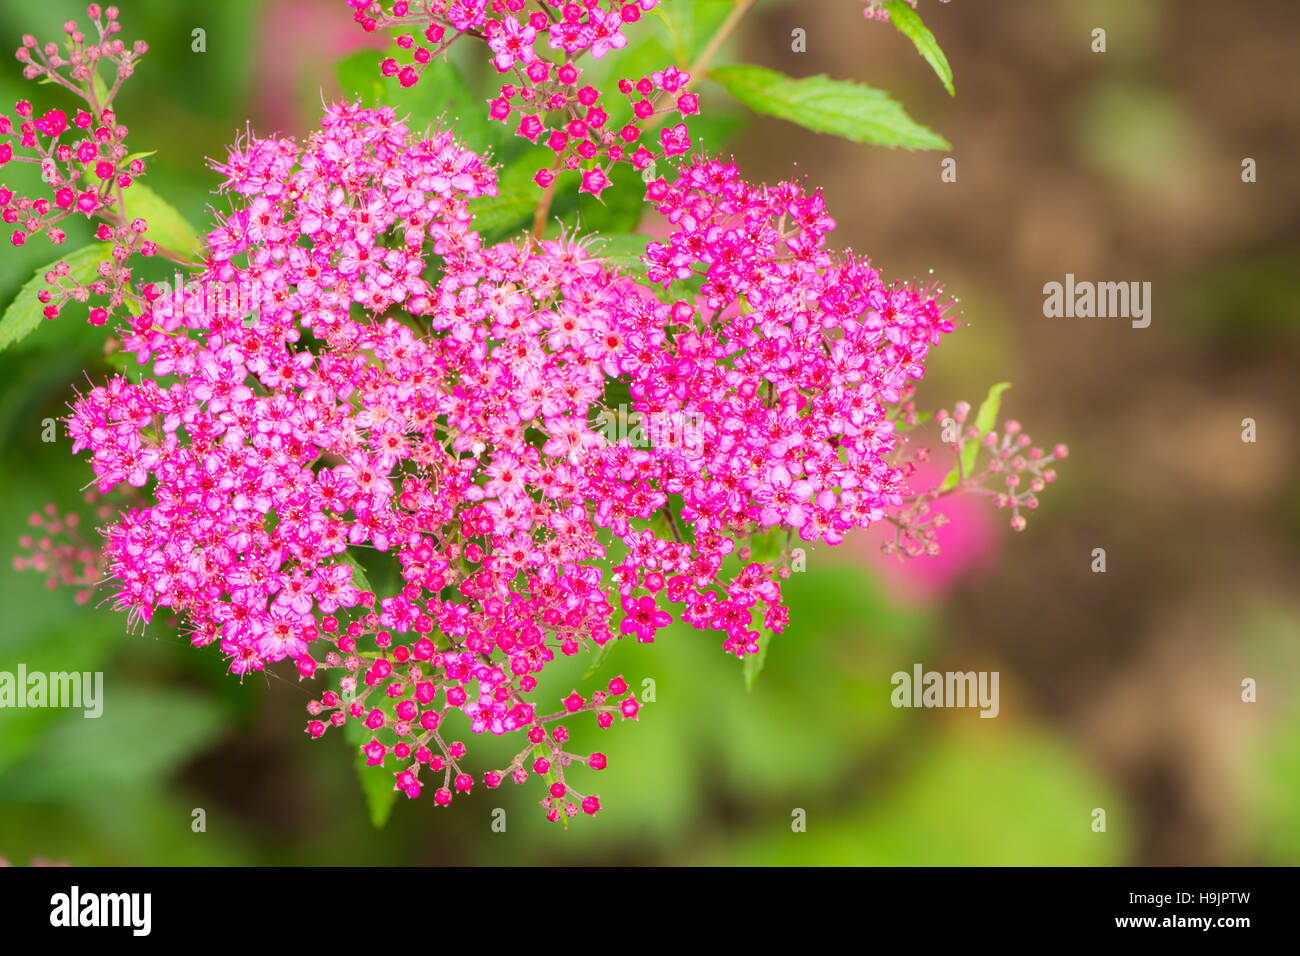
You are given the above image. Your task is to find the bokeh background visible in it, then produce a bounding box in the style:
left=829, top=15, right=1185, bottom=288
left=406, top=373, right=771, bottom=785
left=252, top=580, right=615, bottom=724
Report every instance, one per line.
left=1, top=0, right=1297, bottom=865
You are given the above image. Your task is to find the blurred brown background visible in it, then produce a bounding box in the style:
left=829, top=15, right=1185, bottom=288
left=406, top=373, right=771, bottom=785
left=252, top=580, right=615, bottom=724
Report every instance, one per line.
left=739, top=0, right=1300, bottom=864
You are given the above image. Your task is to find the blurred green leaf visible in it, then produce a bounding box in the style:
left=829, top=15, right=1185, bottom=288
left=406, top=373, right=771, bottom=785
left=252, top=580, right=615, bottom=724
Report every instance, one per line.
left=742, top=624, right=774, bottom=691
left=708, top=65, right=950, bottom=150
left=91, top=68, right=110, bottom=109
left=748, top=527, right=784, bottom=564
left=0, top=686, right=224, bottom=800
left=335, top=49, right=386, bottom=106
left=0, top=244, right=112, bottom=353
left=570, top=167, right=648, bottom=235
left=739, top=540, right=783, bottom=689
left=344, top=697, right=400, bottom=829
left=336, top=50, right=498, bottom=155
left=122, top=149, right=158, bottom=168
left=653, top=0, right=734, bottom=65
left=884, top=0, right=955, bottom=96
left=705, top=728, right=1129, bottom=865
left=941, top=381, right=1010, bottom=491
left=121, top=181, right=202, bottom=259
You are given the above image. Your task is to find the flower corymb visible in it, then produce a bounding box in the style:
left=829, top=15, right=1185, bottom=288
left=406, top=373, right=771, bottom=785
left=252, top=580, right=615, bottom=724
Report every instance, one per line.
left=5, top=1, right=1063, bottom=825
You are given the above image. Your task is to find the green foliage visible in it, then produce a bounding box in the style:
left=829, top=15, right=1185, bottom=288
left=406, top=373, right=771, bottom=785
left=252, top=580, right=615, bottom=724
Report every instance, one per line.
left=709, top=65, right=950, bottom=150
left=941, top=382, right=1011, bottom=491
left=593, top=233, right=653, bottom=275
left=0, top=245, right=111, bottom=353
left=337, top=50, right=501, bottom=154
left=742, top=624, right=773, bottom=691
left=0, top=687, right=224, bottom=801
left=653, top=0, right=735, bottom=65
left=337, top=550, right=375, bottom=596
left=120, top=181, right=204, bottom=259
left=703, top=729, right=1129, bottom=865
left=338, top=547, right=400, bottom=829
left=884, top=0, right=955, bottom=96
left=345, top=713, right=400, bottom=830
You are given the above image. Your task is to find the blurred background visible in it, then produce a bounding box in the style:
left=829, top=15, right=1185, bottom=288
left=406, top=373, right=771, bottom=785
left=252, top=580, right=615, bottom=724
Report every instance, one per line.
left=0, top=0, right=1297, bottom=865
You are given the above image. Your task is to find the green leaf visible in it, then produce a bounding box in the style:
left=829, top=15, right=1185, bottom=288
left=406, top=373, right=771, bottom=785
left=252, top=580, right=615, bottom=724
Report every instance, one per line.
left=337, top=550, right=374, bottom=596
left=104, top=345, right=145, bottom=385
left=534, top=737, right=568, bottom=830
left=940, top=382, right=1011, bottom=491
left=335, top=51, right=499, bottom=154
left=0, top=244, right=113, bottom=353
left=0, top=687, right=224, bottom=800
left=344, top=715, right=400, bottom=829
left=467, top=186, right=538, bottom=236
left=884, top=0, right=955, bottom=96
left=335, top=49, right=386, bottom=107
left=91, top=68, right=110, bottom=108
left=594, top=233, right=651, bottom=275
left=410, top=56, right=498, bottom=153
left=652, top=0, right=735, bottom=67
left=583, top=640, right=615, bottom=680
left=743, top=624, right=775, bottom=692
left=120, top=181, right=202, bottom=259
left=709, top=65, right=949, bottom=150
left=748, top=527, right=784, bottom=564
left=123, top=149, right=158, bottom=167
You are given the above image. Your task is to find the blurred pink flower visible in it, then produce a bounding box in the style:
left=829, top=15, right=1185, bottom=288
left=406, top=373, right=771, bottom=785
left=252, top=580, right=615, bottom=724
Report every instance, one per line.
left=256, top=0, right=389, bottom=134
left=854, top=455, right=1000, bottom=605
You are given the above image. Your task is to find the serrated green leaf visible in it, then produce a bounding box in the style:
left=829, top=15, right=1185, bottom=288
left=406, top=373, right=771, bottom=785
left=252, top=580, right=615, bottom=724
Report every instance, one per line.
left=884, top=0, right=955, bottom=96
left=120, top=181, right=202, bottom=259
left=0, top=244, right=113, bottom=353
left=941, top=382, right=1011, bottom=491
left=709, top=64, right=949, bottom=150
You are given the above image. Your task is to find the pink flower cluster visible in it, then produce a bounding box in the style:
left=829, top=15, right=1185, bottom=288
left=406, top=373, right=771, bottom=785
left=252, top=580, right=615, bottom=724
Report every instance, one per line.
left=12, top=497, right=109, bottom=605
left=346, top=0, right=696, bottom=196
left=2, top=5, right=158, bottom=325
left=5, top=0, right=1061, bottom=823
left=60, top=79, right=961, bottom=816
left=884, top=404, right=1068, bottom=559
